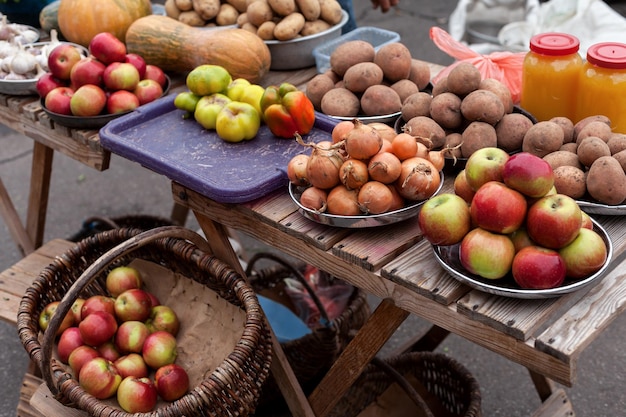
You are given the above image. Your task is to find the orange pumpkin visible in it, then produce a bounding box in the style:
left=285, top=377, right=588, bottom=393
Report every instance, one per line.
left=57, top=0, right=152, bottom=47
left=125, top=15, right=272, bottom=83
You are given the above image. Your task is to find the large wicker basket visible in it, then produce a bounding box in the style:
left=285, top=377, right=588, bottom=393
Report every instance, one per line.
left=17, top=226, right=273, bottom=417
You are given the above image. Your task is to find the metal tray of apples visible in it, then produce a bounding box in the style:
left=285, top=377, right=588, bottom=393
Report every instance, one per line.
left=432, top=218, right=613, bottom=299
left=575, top=200, right=626, bottom=216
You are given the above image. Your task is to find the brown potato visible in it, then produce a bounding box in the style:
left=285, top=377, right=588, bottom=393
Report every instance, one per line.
left=549, top=116, right=575, bottom=144
left=573, top=115, right=611, bottom=139
left=446, top=62, right=481, bottom=97
left=319, top=0, right=343, bottom=24
left=612, top=149, right=626, bottom=173
left=306, top=74, right=335, bottom=110
left=553, top=165, right=587, bottom=199
left=460, top=89, right=505, bottom=125
left=461, top=121, right=497, bottom=158
left=401, top=92, right=432, bottom=122
left=273, top=12, right=305, bottom=40
left=227, top=0, right=248, bottom=12
left=431, top=76, right=448, bottom=96
left=522, top=121, right=564, bottom=158
left=577, top=136, right=611, bottom=168
left=301, top=19, right=331, bottom=36
left=256, top=20, right=276, bottom=39
left=268, top=0, right=296, bottom=16
left=165, top=0, right=182, bottom=18
left=479, top=78, right=513, bottom=114
left=246, top=0, right=274, bottom=26
left=543, top=150, right=583, bottom=170
left=408, top=59, right=431, bottom=90
left=176, top=0, right=193, bottom=11
left=373, top=42, right=412, bottom=82
left=390, top=79, right=419, bottom=104
left=444, top=132, right=463, bottom=159
left=343, top=62, right=384, bottom=93
left=323, top=69, right=341, bottom=84
left=320, top=88, right=360, bottom=117
left=429, top=92, right=462, bottom=130
left=216, top=2, right=239, bottom=24
left=178, top=10, right=205, bottom=25
left=403, top=116, right=446, bottom=149
left=560, top=142, right=578, bottom=153
left=295, top=0, right=321, bottom=20
left=586, top=156, right=626, bottom=205
left=576, top=120, right=613, bottom=145
left=193, top=0, right=221, bottom=20
left=360, top=85, right=402, bottom=116
left=329, top=40, right=376, bottom=77
left=607, top=133, right=626, bottom=155
left=495, top=112, right=533, bottom=153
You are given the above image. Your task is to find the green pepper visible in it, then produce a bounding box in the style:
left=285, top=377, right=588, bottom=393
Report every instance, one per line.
left=260, top=82, right=315, bottom=139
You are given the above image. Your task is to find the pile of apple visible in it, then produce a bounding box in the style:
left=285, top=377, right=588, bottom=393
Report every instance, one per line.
left=418, top=148, right=609, bottom=289
left=37, top=32, right=168, bottom=117
left=38, top=265, right=189, bottom=413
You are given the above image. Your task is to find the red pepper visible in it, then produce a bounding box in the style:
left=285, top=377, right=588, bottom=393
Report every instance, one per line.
left=260, top=82, right=315, bottom=139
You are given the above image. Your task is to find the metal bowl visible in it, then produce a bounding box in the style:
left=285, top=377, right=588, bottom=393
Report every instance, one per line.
left=330, top=111, right=401, bottom=125
left=432, top=218, right=613, bottom=299
left=289, top=171, right=444, bottom=228
left=265, top=10, right=349, bottom=70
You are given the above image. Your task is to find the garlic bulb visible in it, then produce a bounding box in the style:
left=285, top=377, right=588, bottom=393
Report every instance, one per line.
left=10, top=46, right=37, bottom=75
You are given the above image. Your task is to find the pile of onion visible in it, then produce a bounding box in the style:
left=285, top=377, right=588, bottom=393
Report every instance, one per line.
left=287, top=119, right=450, bottom=217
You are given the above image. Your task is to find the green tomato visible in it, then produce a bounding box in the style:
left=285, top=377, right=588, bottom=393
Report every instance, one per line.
left=225, top=78, right=251, bottom=101
left=215, top=101, right=261, bottom=143
left=174, top=91, right=202, bottom=114
left=193, top=93, right=232, bottom=130
left=238, top=84, right=265, bottom=117
left=186, top=64, right=232, bottom=96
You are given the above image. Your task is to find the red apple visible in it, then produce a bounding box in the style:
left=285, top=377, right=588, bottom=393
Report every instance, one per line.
left=509, top=226, right=534, bottom=253
left=39, top=300, right=75, bottom=335
left=453, top=169, right=475, bottom=204
left=114, top=288, right=153, bottom=322
left=114, top=353, right=149, bottom=378
left=418, top=193, right=470, bottom=246
left=526, top=194, right=582, bottom=249
left=79, top=310, right=118, bottom=347
left=115, top=320, right=150, bottom=354
left=44, top=86, right=74, bottom=115
left=36, top=72, right=66, bottom=98
left=69, top=57, right=106, bottom=88
left=103, top=62, right=140, bottom=91
left=502, top=152, right=555, bottom=198
left=70, top=84, right=107, bottom=117
left=47, top=43, right=83, bottom=80
left=125, top=53, right=147, bottom=78
left=68, top=345, right=100, bottom=376
left=470, top=181, right=527, bottom=234
left=57, top=326, right=84, bottom=363
left=559, top=227, right=608, bottom=279
left=117, top=376, right=158, bottom=413
left=89, top=32, right=127, bottom=65
left=97, top=341, right=121, bottom=363
left=155, top=363, right=190, bottom=402
left=107, top=89, right=140, bottom=114
left=81, top=294, right=116, bottom=320
left=146, top=291, right=160, bottom=307
left=133, top=78, right=163, bottom=105
left=78, top=357, right=122, bottom=399
left=70, top=298, right=85, bottom=324
left=464, top=147, right=509, bottom=191
left=142, top=330, right=178, bottom=369
left=512, top=245, right=566, bottom=289
left=145, top=305, right=180, bottom=336
left=459, top=227, right=516, bottom=280
left=144, top=64, right=167, bottom=88
left=581, top=210, right=593, bottom=230
left=105, top=266, right=142, bottom=298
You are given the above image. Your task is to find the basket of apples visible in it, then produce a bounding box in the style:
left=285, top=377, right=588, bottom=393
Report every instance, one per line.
left=17, top=226, right=272, bottom=416
left=37, top=32, right=170, bottom=129
left=418, top=148, right=613, bottom=298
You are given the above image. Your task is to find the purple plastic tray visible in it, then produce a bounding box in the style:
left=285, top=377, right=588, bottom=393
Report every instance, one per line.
left=100, top=94, right=337, bottom=203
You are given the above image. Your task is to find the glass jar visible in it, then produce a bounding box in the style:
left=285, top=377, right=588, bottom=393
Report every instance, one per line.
left=520, top=33, right=583, bottom=122
left=576, top=42, right=626, bottom=134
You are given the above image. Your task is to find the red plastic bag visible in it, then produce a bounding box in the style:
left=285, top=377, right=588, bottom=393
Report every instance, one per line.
left=429, top=26, right=526, bottom=103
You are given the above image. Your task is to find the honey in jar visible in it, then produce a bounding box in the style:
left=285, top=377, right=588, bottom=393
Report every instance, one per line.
left=576, top=42, right=626, bottom=133
left=520, top=33, right=582, bottom=122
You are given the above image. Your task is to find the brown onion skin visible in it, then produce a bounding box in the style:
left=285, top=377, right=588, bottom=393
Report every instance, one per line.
left=300, top=186, right=328, bottom=212
left=358, top=181, right=393, bottom=214
left=344, top=119, right=383, bottom=160
left=368, top=152, right=402, bottom=184
left=327, top=185, right=361, bottom=216
left=306, top=146, right=344, bottom=190
left=396, top=157, right=441, bottom=201
left=340, top=158, right=369, bottom=190
left=287, top=154, right=310, bottom=186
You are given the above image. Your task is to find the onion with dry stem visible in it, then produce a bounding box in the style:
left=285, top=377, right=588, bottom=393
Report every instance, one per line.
left=343, top=119, right=383, bottom=160
left=287, top=154, right=310, bottom=186
left=327, top=185, right=361, bottom=215
left=340, top=158, right=369, bottom=190
left=296, top=133, right=345, bottom=190
left=300, top=186, right=328, bottom=212
left=358, top=181, right=393, bottom=214
left=396, top=157, right=441, bottom=201
left=368, top=152, right=402, bottom=184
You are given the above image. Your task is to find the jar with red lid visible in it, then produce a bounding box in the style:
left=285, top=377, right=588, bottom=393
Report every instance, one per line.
left=520, top=33, right=582, bottom=122
left=576, top=42, right=626, bottom=133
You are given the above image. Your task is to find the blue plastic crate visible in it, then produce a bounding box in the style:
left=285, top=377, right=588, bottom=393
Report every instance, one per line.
left=312, top=27, right=401, bottom=74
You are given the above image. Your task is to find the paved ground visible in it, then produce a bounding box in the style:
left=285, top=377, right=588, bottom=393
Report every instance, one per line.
left=2, top=1, right=626, bottom=416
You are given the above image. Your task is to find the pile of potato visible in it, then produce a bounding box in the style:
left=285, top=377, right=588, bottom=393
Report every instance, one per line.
left=164, top=0, right=245, bottom=26
left=306, top=40, right=431, bottom=118
left=538, top=115, right=626, bottom=206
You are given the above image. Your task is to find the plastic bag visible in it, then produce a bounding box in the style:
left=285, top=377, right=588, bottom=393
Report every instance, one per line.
left=429, top=26, right=525, bottom=103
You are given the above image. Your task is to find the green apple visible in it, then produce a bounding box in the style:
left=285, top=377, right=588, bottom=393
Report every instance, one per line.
left=215, top=101, right=261, bottom=142
left=559, top=227, right=608, bottom=279
left=418, top=193, right=471, bottom=246
left=194, top=93, right=232, bottom=130
left=459, top=227, right=516, bottom=279
left=464, top=147, right=509, bottom=191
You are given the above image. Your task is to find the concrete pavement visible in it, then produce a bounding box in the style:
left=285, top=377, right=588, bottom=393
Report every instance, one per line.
left=2, top=1, right=626, bottom=415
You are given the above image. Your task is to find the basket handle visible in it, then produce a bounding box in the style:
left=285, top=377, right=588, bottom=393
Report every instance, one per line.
left=40, top=226, right=213, bottom=396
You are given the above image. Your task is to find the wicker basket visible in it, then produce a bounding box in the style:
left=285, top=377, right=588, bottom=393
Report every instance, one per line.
left=244, top=252, right=371, bottom=406
left=330, top=351, right=482, bottom=417
left=17, top=226, right=273, bottom=417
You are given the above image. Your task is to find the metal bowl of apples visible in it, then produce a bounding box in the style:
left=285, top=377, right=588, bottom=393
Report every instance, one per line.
left=40, top=75, right=170, bottom=130
left=432, top=217, right=613, bottom=299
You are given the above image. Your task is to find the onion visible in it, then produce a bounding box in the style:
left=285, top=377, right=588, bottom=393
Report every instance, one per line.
left=415, top=142, right=429, bottom=159
left=427, top=150, right=446, bottom=172
left=391, top=132, right=418, bottom=161
left=368, top=152, right=402, bottom=184
left=287, top=154, right=310, bottom=186
left=327, top=185, right=360, bottom=216
left=331, top=120, right=354, bottom=144
left=340, top=158, right=369, bottom=190
left=368, top=122, right=397, bottom=143
left=396, top=157, right=441, bottom=201
left=358, top=181, right=393, bottom=214
left=296, top=134, right=345, bottom=190
left=387, top=184, right=406, bottom=211
left=379, top=138, right=393, bottom=154
left=300, top=186, right=328, bottom=212
left=344, top=119, right=382, bottom=160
